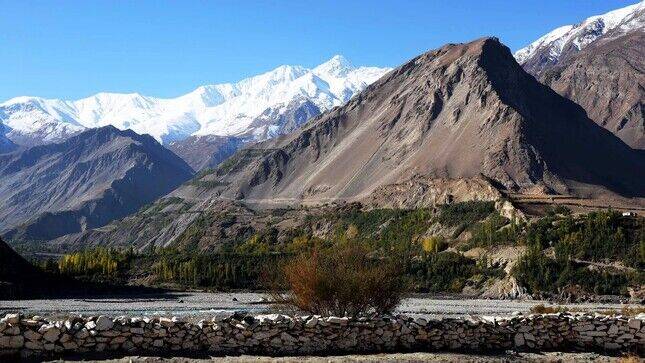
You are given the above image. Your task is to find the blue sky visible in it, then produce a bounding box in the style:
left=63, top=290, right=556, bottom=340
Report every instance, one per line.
left=0, top=0, right=637, bottom=101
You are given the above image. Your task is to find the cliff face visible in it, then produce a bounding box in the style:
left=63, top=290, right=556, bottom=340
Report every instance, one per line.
left=0, top=126, right=194, bottom=241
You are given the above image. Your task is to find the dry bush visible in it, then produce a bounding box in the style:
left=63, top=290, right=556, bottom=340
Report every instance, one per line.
left=618, top=355, right=641, bottom=363
left=599, top=306, right=645, bottom=317
left=530, top=304, right=645, bottom=316
left=530, top=304, right=571, bottom=314
left=274, top=245, right=408, bottom=317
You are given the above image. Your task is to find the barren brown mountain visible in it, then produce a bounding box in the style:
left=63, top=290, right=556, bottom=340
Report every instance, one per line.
left=195, top=37, right=644, bottom=202
left=540, top=32, right=644, bottom=149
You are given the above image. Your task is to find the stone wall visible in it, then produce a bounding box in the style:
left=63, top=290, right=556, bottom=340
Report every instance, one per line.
left=0, top=312, right=643, bottom=359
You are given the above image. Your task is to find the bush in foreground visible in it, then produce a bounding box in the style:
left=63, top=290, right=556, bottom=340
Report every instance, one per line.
left=275, top=245, right=408, bottom=317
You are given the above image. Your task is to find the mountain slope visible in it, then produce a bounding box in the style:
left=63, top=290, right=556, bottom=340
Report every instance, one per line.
left=0, top=126, right=194, bottom=241
left=0, top=135, right=17, bottom=154
left=540, top=32, right=644, bottom=149
left=198, top=37, right=644, bottom=202
left=514, top=1, right=644, bottom=77
left=49, top=37, right=645, bottom=252
left=515, top=1, right=645, bottom=149
left=0, top=56, right=390, bottom=146
left=167, top=135, right=246, bottom=172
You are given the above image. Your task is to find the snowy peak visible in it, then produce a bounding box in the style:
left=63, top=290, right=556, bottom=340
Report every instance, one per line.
left=514, top=1, right=644, bottom=72
left=313, top=55, right=355, bottom=78
left=0, top=57, right=391, bottom=146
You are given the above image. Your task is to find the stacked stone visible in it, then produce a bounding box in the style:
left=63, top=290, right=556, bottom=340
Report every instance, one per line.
left=0, top=312, right=643, bottom=359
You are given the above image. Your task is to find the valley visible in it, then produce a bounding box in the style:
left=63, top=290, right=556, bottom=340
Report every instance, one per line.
left=1, top=2, right=644, bottom=360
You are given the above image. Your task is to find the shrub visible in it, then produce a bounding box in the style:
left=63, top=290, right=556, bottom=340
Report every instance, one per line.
left=421, top=236, right=446, bottom=254
left=512, top=246, right=644, bottom=296
left=466, top=213, right=520, bottom=248
left=276, top=245, right=408, bottom=317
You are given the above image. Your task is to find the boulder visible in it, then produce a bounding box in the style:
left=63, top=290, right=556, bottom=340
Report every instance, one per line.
left=95, top=316, right=114, bottom=331
left=1, top=314, right=20, bottom=325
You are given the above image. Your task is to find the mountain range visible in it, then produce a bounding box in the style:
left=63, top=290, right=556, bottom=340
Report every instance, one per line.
left=0, top=56, right=390, bottom=147
left=0, top=126, right=193, bottom=242
left=200, top=37, right=644, bottom=202
left=49, top=37, right=645, bottom=252
left=514, top=1, right=644, bottom=148
left=0, top=2, right=643, bottom=253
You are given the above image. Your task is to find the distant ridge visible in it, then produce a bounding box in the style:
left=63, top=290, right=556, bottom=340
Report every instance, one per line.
left=0, top=126, right=194, bottom=241
left=514, top=1, right=644, bottom=77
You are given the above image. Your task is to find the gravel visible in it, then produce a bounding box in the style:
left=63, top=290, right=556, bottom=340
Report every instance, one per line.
left=0, top=292, right=631, bottom=320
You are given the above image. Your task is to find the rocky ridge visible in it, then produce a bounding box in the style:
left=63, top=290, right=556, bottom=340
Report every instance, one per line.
left=0, top=126, right=194, bottom=242
left=167, top=135, right=247, bottom=172
left=514, top=1, right=644, bottom=77
left=514, top=2, right=644, bottom=149
left=539, top=32, right=644, bottom=149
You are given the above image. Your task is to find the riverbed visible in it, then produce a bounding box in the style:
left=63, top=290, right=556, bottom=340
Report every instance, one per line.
left=0, top=292, right=635, bottom=319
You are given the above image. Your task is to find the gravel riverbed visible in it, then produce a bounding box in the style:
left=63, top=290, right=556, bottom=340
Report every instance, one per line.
left=0, top=292, right=634, bottom=320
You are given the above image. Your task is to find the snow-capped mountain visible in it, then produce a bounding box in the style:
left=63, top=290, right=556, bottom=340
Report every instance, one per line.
left=0, top=56, right=390, bottom=146
left=514, top=1, right=644, bottom=76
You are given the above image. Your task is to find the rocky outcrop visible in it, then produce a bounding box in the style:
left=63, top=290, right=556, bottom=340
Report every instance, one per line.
left=362, top=176, right=502, bottom=209
left=0, top=126, right=194, bottom=242
left=1, top=312, right=643, bottom=359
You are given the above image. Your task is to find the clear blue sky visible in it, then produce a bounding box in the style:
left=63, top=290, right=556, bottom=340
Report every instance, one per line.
left=0, top=0, right=637, bottom=101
